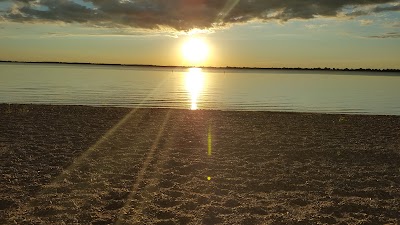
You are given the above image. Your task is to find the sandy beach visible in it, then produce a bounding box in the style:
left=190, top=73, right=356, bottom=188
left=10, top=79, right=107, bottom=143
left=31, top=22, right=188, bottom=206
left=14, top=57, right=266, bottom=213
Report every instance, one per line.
left=0, top=104, right=399, bottom=224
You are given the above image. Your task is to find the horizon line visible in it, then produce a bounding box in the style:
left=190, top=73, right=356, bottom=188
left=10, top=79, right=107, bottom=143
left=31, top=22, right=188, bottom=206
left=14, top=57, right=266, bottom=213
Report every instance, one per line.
left=1, top=60, right=399, bottom=72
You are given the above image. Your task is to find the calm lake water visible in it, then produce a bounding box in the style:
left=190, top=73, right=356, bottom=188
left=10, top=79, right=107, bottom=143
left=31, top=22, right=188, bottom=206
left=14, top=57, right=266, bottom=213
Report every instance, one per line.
left=1, top=63, right=400, bottom=115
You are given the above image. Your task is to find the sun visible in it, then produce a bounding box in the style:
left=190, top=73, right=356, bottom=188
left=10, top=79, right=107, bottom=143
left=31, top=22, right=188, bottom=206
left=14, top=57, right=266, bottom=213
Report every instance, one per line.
left=182, top=38, right=209, bottom=65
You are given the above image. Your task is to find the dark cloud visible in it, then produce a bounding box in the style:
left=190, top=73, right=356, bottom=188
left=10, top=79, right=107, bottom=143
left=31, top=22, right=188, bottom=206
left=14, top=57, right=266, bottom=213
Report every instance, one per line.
left=1, top=0, right=399, bottom=31
left=367, top=32, right=400, bottom=38
left=373, top=4, right=400, bottom=12
left=346, top=3, right=400, bottom=16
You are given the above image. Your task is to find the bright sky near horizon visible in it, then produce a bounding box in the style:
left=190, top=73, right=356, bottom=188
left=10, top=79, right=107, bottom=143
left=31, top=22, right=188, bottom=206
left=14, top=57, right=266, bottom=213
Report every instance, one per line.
left=0, top=0, right=399, bottom=69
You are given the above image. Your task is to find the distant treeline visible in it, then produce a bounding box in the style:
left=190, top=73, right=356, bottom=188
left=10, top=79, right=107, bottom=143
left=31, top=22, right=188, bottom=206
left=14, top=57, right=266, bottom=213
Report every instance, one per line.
left=1, top=60, right=399, bottom=73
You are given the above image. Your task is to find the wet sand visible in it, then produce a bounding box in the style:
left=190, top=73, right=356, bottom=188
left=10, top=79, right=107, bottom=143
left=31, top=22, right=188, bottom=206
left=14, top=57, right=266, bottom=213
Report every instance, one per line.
left=0, top=104, right=399, bottom=224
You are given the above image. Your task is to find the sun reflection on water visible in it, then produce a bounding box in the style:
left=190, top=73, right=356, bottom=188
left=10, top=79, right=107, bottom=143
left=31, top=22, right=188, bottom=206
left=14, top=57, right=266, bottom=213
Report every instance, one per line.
left=185, top=68, right=205, bottom=110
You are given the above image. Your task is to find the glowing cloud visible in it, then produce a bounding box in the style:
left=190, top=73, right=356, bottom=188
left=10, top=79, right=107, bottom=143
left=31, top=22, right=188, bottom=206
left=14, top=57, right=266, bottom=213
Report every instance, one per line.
left=0, top=0, right=399, bottom=31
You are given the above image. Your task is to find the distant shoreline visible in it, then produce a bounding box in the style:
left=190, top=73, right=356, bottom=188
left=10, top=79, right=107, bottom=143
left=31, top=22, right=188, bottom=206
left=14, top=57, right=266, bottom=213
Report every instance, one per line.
left=1, top=60, right=399, bottom=73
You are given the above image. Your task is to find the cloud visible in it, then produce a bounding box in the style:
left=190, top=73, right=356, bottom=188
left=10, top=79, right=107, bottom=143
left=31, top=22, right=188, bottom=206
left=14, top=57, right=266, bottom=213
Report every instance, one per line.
left=392, top=22, right=400, bottom=27
left=346, top=3, right=400, bottom=17
left=367, top=32, right=400, bottom=38
left=0, top=0, right=399, bottom=31
left=372, top=4, right=400, bottom=13
left=43, top=31, right=151, bottom=38
left=305, top=24, right=328, bottom=29
left=359, top=19, right=373, bottom=25
left=41, top=28, right=180, bottom=38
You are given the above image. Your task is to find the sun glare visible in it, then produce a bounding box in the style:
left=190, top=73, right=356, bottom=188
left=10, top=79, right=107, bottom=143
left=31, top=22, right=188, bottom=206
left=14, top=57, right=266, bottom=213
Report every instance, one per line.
left=182, top=38, right=209, bottom=65
left=185, top=68, right=204, bottom=110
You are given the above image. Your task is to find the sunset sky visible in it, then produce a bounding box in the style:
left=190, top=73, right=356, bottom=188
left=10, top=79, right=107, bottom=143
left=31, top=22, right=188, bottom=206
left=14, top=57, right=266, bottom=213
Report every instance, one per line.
left=0, top=0, right=399, bottom=69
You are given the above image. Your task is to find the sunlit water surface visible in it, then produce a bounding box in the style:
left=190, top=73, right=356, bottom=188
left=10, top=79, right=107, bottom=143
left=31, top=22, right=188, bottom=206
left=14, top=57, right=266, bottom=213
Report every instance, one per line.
left=1, top=63, right=400, bottom=115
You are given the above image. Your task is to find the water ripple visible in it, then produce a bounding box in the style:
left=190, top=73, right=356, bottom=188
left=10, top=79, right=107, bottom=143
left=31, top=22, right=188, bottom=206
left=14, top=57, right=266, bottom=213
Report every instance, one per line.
left=1, top=64, right=400, bottom=115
